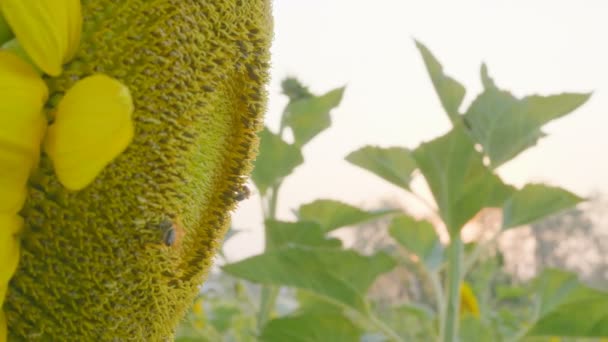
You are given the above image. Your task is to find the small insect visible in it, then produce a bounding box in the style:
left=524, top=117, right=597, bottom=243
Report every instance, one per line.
left=163, top=226, right=176, bottom=246
left=234, top=185, right=251, bottom=202
left=159, top=219, right=176, bottom=246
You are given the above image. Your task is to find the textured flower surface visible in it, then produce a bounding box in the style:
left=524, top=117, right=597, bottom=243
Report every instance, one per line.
left=0, top=53, right=47, bottom=336
left=2, top=0, right=272, bottom=341
left=0, top=1, right=138, bottom=338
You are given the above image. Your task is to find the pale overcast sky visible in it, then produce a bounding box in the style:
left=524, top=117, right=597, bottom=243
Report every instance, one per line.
left=226, top=0, right=608, bottom=260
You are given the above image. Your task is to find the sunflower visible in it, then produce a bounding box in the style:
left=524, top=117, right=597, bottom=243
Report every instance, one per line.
left=1, top=1, right=134, bottom=337
left=0, top=0, right=271, bottom=340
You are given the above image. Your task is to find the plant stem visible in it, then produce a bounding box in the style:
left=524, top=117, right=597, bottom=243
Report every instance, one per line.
left=257, top=183, right=282, bottom=331
left=429, top=272, right=446, bottom=340
left=268, top=184, right=280, bottom=222
left=257, top=286, right=279, bottom=330
left=443, top=235, right=463, bottom=342
left=258, top=106, right=289, bottom=332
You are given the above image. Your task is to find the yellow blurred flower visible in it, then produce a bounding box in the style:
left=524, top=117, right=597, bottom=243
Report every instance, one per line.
left=192, top=298, right=205, bottom=316
left=191, top=298, right=207, bottom=331
left=460, top=282, right=480, bottom=317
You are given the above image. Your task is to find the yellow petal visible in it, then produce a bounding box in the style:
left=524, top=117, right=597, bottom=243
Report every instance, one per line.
left=0, top=0, right=82, bottom=76
left=0, top=145, right=33, bottom=214
left=64, top=0, right=81, bottom=61
left=1, top=39, right=42, bottom=76
left=45, top=74, right=134, bottom=191
left=459, top=282, right=480, bottom=317
left=0, top=51, right=47, bottom=212
left=0, top=51, right=47, bottom=151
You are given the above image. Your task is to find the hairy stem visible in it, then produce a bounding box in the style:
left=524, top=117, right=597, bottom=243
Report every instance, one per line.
left=430, top=272, right=446, bottom=339
left=257, top=182, right=282, bottom=330
left=443, top=235, right=463, bottom=342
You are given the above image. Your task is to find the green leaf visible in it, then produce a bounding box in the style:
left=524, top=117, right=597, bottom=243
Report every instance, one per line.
left=265, top=220, right=342, bottom=250
left=223, top=247, right=396, bottom=313
left=298, top=199, right=397, bottom=233
left=502, top=184, right=584, bottom=229
left=208, top=306, right=241, bottom=332
left=282, top=86, right=345, bottom=146
left=251, top=127, right=304, bottom=195
left=260, top=312, right=363, bottom=342
left=370, top=303, right=437, bottom=340
left=495, top=285, right=529, bottom=301
left=464, top=65, right=591, bottom=167
left=412, top=125, right=514, bottom=234
left=527, top=269, right=608, bottom=337
left=389, top=214, right=443, bottom=270
left=415, top=40, right=466, bottom=124
left=281, top=77, right=314, bottom=101
left=394, top=303, right=436, bottom=321
left=296, top=290, right=345, bottom=313
left=533, top=269, right=583, bottom=318
left=345, top=146, right=418, bottom=190
left=459, top=316, right=496, bottom=342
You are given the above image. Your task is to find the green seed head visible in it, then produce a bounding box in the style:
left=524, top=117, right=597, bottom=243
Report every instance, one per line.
left=6, top=0, right=272, bottom=340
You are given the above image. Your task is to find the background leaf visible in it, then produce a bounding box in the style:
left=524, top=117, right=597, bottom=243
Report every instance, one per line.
left=252, top=127, right=304, bottom=195
left=345, top=146, right=418, bottom=190
left=260, top=311, right=363, bottom=342
left=389, top=214, right=443, bottom=271
left=527, top=269, right=608, bottom=337
left=415, top=40, right=466, bottom=124
left=265, top=220, right=342, bottom=250
left=464, top=65, right=590, bottom=168
left=223, top=247, right=396, bottom=313
left=459, top=316, right=495, bottom=342
left=283, top=87, right=345, bottom=146
left=502, top=184, right=584, bottom=229
left=298, top=199, right=397, bottom=233
left=412, top=125, right=513, bottom=233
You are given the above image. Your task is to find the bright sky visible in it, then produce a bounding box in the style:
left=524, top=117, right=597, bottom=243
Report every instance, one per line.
left=226, top=0, right=608, bottom=260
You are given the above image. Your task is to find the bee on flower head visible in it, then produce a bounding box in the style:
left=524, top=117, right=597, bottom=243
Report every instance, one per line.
left=234, top=184, right=251, bottom=202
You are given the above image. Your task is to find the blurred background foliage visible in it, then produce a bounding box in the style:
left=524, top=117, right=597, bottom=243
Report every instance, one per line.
left=176, top=42, right=608, bottom=342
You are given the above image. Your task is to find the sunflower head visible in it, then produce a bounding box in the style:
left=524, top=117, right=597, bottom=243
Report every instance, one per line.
left=2, top=0, right=272, bottom=340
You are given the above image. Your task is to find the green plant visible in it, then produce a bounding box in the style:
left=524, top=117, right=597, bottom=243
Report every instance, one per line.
left=344, top=41, right=605, bottom=341
left=179, top=40, right=606, bottom=341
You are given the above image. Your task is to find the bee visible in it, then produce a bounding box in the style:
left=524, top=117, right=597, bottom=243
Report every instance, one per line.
left=234, top=185, right=251, bottom=202
left=159, top=219, right=176, bottom=246
left=163, top=226, right=176, bottom=246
